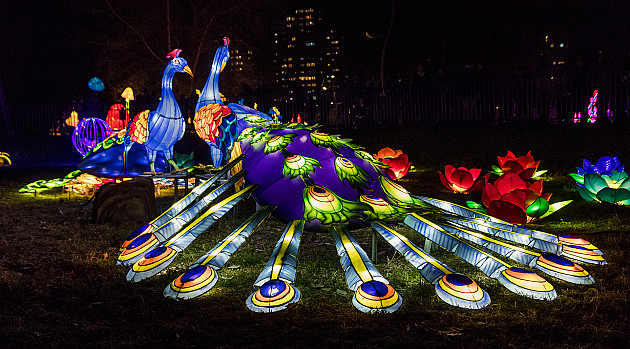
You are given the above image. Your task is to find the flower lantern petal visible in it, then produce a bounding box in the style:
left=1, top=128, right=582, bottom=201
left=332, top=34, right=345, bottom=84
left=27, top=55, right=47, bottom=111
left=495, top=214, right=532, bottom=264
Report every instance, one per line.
left=384, top=154, right=411, bottom=179
left=609, top=171, right=628, bottom=183
left=577, top=186, right=598, bottom=201
left=469, top=173, right=490, bottom=192
left=596, top=188, right=630, bottom=204
left=498, top=151, right=517, bottom=167
left=500, top=190, right=528, bottom=209
left=375, top=147, right=402, bottom=160
left=444, top=165, right=457, bottom=181
left=596, top=156, right=615, bottom=171
left=516, top=153, right=536, bottom=170
left=488, top=201, right=528, bottom=225
left=619, top=176, right=630, bottom=191
left=584, top=173, right=609, bottom=194
left=501, top=160, right=525, bottom=176
left=439, top=171, right=456, bottom=192
left=468, top=168, right=482, bottom=180
left=450, top=169, right=475, bottom=193
left=495, top=173, right=528, bottom=195
left=528, top=180, right=544, bottom=196
left=523, top=189, right=542, bottom=207
left=482, top=183, right=501, bottom=207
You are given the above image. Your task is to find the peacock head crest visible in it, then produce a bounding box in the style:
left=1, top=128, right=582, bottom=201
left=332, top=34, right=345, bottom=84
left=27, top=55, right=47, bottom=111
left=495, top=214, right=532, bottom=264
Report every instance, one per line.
left=166, top=49, right=193, bottom=77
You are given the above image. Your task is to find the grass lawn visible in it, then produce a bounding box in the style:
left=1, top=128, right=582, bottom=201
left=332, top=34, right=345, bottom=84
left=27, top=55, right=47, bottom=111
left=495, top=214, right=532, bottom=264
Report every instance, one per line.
left=0, top=123, right=629, bottom=348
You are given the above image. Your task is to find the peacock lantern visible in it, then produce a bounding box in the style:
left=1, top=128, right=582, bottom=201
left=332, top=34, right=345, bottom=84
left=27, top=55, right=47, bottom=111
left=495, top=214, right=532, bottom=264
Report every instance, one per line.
left=78, top=49, right=193, bottom=176
left=85, top=40, right=606, bottom=314
left=127, top=49, right=193, bottom=173
left=193, top=37, right=270, bottom=168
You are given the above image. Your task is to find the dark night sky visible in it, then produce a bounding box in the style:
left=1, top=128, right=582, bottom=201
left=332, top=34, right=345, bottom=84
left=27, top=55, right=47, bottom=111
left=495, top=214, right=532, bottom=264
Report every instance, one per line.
left=2, top=0, right=629, bottom=104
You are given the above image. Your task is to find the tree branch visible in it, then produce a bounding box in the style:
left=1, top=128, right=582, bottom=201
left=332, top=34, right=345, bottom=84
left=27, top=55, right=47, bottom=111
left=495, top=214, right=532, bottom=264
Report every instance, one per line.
left=103, top=0, right=165, bottom=64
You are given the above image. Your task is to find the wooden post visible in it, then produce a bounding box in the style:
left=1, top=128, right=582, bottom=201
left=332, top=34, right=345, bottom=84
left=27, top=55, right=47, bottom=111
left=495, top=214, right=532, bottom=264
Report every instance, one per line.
left=371, top=231, right=378, bottom=263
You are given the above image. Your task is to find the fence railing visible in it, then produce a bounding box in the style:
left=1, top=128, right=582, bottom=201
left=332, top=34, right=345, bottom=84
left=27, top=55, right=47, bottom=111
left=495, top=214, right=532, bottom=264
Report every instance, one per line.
left=9, top=75, right=630, bottom=136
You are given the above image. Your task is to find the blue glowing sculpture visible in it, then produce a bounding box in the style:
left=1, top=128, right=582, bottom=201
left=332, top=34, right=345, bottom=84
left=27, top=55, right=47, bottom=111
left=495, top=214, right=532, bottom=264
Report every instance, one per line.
left=72, top=117, right=112, bottom=156
left=126, top=49, right=193, bottom=173
left=83, top=39, right=606, bottom=314
left=88, top=77, right=105, bottom=92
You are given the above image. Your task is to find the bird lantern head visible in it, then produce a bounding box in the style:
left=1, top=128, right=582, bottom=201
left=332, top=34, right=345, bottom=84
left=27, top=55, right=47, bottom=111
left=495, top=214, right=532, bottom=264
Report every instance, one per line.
left=167, top=49, right=193, bottom=77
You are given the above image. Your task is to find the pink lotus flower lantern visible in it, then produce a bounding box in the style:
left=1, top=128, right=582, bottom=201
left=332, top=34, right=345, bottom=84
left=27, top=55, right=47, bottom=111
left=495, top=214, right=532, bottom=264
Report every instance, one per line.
left=374, top=147, right=412, bottom=180
left=439, top=165, right=489, bottom=194
left=491, top=151, right=546, bottom=180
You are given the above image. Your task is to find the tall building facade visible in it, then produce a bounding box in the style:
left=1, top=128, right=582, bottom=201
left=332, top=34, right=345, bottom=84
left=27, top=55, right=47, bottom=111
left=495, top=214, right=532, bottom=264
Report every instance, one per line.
left=273, top=7, right=341, bottom=98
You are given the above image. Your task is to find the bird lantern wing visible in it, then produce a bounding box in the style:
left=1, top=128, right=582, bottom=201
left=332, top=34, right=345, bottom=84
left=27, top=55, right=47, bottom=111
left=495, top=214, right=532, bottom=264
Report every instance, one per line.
left=129, top=110, right=150, bottom=144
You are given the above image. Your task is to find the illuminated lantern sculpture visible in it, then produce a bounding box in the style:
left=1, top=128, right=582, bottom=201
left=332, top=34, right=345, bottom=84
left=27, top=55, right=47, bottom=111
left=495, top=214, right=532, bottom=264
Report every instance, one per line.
left=193, top=37, right=279, bottom=168
left=489, top=151, right=546, bottom=180
left=105, top=104, right=126, bottom=131
left=65, top=111, right=79, bottom=127
left=121, top=87, right=134, bottom=128
left=88, top=77, right=105, bottom=92
left=482, top=174, right=548, bottom=224
left=0, top=152, right=11, bottom=167
left=573, top=171, right=630, bottom=205
left=439, top=165, right=489, bottom=193
left=373, top=147, right=412, bottom=180
left=570, top=157, right=629, bottom=204
left=82, top=39, right=606, bottom=314
left=575, top=156, right=624, bottom=180
left=125, top=49, right=193, bottom=173
left=587, top=90, right=598, bottom=123
left=72, top=117, right=112, bottom=156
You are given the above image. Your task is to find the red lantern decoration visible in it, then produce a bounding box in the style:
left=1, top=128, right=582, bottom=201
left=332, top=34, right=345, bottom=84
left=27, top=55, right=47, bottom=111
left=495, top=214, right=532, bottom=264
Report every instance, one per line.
left=482, top=173, right=551, bottom=225
left=374, top=147, right=412, bottom=180
left=106, top=104, right=126, bottom=131
left=439, top=165, right=489, bottom=194
left=496, top=151, right=541, bottom=180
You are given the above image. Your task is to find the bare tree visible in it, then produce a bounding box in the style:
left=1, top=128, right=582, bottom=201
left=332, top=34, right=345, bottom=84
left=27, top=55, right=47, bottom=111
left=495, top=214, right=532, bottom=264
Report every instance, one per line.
left=96, top=0, right=285, bottom=99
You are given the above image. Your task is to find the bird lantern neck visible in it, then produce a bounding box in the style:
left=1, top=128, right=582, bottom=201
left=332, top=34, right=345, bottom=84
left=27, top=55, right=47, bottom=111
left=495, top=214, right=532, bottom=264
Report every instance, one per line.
left=156, top=62, right=182, bottom=118
left=195, top=42, right=230, bottom=113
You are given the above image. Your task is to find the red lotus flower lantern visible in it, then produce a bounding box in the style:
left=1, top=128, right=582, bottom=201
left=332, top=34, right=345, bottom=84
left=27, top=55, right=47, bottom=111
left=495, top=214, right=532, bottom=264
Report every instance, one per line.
left=492, top=151, right=544, bottom=180
left=481, top=173, right=554, bottom=225
left=439, top=165, right=489, bottom=194
left=374, top=147, right=412, bottom=180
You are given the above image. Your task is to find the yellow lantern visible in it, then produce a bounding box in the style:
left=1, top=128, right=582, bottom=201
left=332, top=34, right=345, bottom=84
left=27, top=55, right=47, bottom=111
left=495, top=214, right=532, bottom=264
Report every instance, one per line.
left=121, top=87, right=135, bottom=128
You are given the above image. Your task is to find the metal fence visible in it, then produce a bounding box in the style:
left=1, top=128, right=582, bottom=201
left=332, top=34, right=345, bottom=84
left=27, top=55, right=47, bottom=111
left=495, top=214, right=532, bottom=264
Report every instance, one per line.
left=9, top=74, right=630, bottom=136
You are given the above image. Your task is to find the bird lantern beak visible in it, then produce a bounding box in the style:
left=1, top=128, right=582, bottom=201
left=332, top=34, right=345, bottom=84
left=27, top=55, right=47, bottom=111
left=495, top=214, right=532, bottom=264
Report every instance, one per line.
left=183, top=65, right=193, bottom=77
